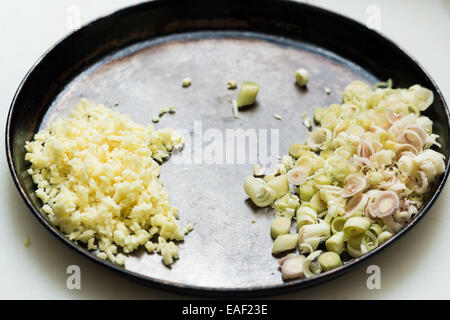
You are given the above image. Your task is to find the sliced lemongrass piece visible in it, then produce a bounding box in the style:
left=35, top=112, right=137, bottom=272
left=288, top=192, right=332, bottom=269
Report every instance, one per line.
left=281, top=155, right=294, bottom=171
left=341, top=175, right=366, bottom=198
left=377, top=230, right=394, bottom=244
left=303, top=250, right=322, bottom=278
left=414, top=170, right=428, bottom=195
left=267, top=174, right=289, bottom=198
left=236, top=81, right=260, bottom=107
left=343, top=217, right=371, bottom=237
left=318, top=251, right=342, bottom=271
left=252, top=164, right=265, bottom=177
left=371, top=150, right=395, bottom=167
left=274, top=164, right=287, bottom=175
left=347, top=242, right=364, bottom=258
left=280, top=255, right=306, bottom=280
left=397, top=154, right=417, bottom=176
left=357, top=139, right=374, bottom=158
left=296, top=209, right=317, bottom=230
left=270, top=216, right=292, bottom=239
left=409, top=84, right=434, bottom=111
left=151, top=116, right=160, bottom=123
left=287, top=167, right=309, bottom=185
left=288, top=143, right=307, bottom=158
left=344, top=192, right=368, bottom=218
left=331, top=217, right=346, bottom=234
left=295, top=68, right=310, bottom=86
left=296, top=206, right=318, bottom=220
left=298, top=181, right=317, bottom=201
left=243, top=176, right=276, bottom=207
left=298, top=222, right=330, bottom=245
left=313, top=107, right=325, bottom=123
left=382, top=215, right=402, bottom=233
left=400, top=129, right=424, bottom=151
left=295, top=155, right=315, bottom=175
left=372, top=191, right=399, bottom=218
left=310, top=193, right=327, bottom=213
left=272, top=234, right=299, bottom=254
left=360, top=230, right=379, bottom=254
left=278, top=253, right=298, bottom=266
left=386, top=108, right=403, bottom=124
left=307, top=128, right=332, bottom=150
left=369, top=223, right=383, bottom=237
left=417, top=116, right=433, bottom=133
left=347, top=233, right=363, bottom=249
left=298, top=242, right=314, bottom=255
left=325, top=231, right=345, bottom=254
left=405, top=124, right=427, bottom=145
left=349, top=156, right=372, bottom=171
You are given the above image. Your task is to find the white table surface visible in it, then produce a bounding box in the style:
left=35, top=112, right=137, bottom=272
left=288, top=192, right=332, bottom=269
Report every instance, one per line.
left=1, top=0, right=449, bottom=299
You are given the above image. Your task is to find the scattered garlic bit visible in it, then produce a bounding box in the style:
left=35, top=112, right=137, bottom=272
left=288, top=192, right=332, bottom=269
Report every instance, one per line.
left=114, top=101, right=120, bottom=107
left=243, top=80, right=445, bottom=281
left=156, top=106, right=176, bottom=120
left=185, top=222, right=194, bottom=233
left=24, top=99, right=187, bottom=266
left=273, top=113, right=283, bottom=120
left=274, top=164, right=287, bottom=175
left=115, top=253, right=126, bottom=266
left=324, top=87, right=331, bottom=95
left=227, top=80, right=238, bottom=90
left=182, top=77, right=192, bottom=87
left=236, top=81, right=260, bottom=108
left=97, top=252, right=107, bottom=260
left=295, top=68, right=310, bottom=86
left=253, top=164, right=265, bottom=177
left=24, top=237, right=31, bottom=248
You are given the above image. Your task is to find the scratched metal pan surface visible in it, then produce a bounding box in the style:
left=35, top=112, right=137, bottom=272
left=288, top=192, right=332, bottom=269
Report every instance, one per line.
left=6, top=0, right=450, bottom=296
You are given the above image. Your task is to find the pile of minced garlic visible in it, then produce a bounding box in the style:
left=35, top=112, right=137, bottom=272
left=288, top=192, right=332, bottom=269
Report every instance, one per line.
left=25, top=99, right=192, bottom=265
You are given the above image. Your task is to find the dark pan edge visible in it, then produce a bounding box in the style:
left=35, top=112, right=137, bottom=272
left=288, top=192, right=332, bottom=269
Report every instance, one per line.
left=5, top=0, right=450, bottom=297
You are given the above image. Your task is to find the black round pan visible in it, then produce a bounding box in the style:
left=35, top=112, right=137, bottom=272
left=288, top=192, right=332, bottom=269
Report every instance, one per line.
left=6, top=0, right=450, bottom=297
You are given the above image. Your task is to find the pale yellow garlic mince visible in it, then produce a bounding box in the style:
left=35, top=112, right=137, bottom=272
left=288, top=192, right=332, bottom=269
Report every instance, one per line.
left=244, top=80, right=446, bottom=280
left=25, top=99, right=191, bottom=266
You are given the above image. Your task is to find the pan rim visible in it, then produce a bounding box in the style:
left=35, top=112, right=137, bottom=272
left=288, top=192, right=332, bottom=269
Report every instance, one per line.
left=5, top=0, right=450, bottom=297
